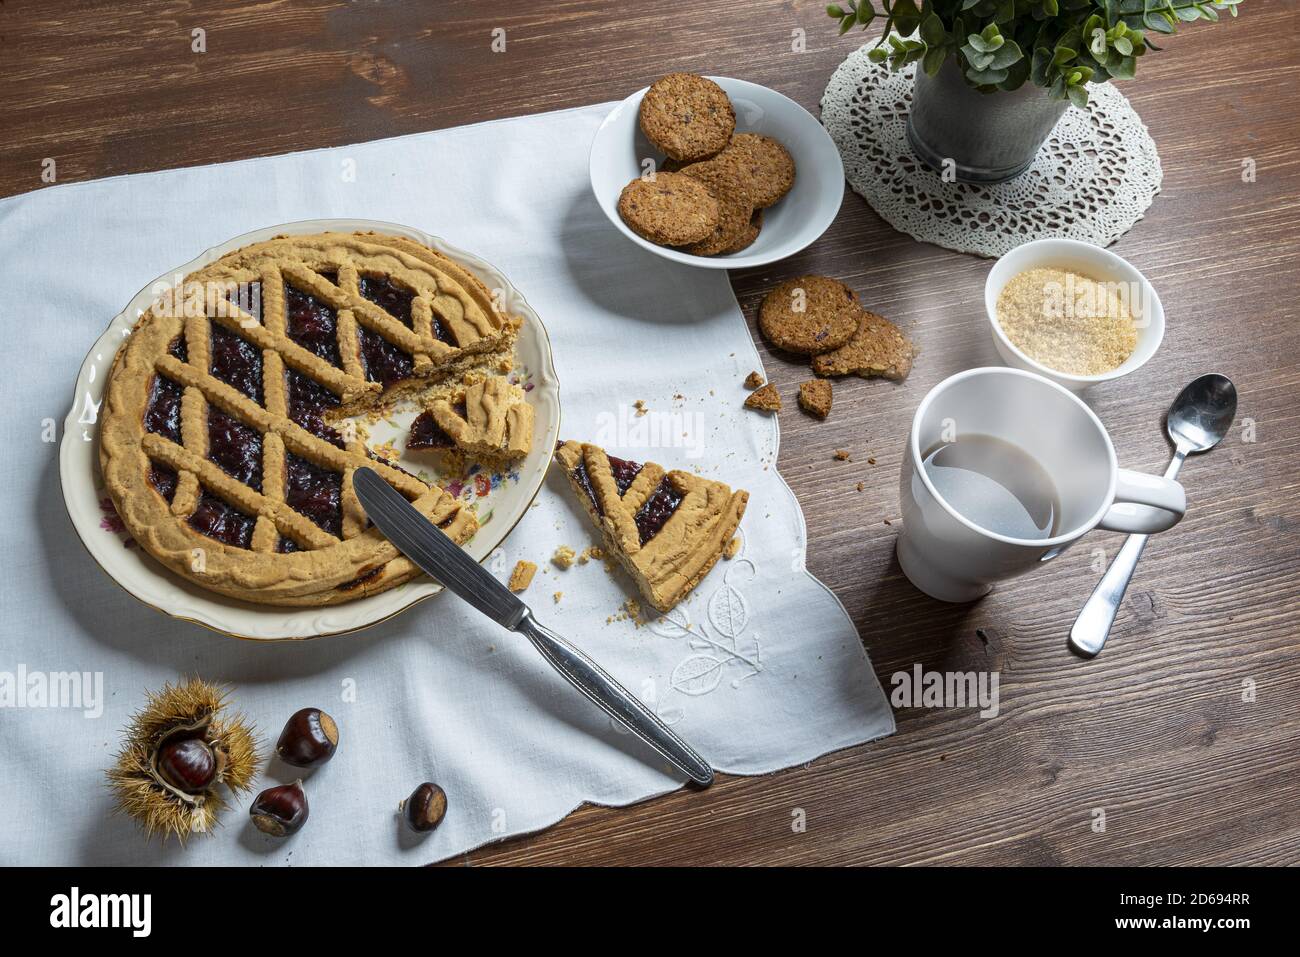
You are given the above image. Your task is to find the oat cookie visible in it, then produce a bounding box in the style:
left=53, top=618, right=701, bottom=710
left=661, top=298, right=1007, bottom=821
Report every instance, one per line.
left=639, top=73, right=736, bottom=163
left=718, top=133, right=795, bottom=208
left=679, top=160, right=755, bottom=256
left=797, top=379, right=833, bottom=418
left=812, top=306, right=915, bottom=381
left=617, top=173, right=719, bottom=246
left=721, top=208, right=763, bottom=255
left=744, top=383, right=781, bottom=412
left=758, top=275, right=859, bottom=355
left=743, top=370, right=764, bottom=389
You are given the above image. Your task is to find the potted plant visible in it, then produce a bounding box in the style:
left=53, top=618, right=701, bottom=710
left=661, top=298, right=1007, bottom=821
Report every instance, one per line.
left=827, top=0, right=1244, bottom=183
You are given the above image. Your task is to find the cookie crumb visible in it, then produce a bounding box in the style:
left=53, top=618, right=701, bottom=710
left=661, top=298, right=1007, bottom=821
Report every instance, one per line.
left=578, top=545, right=604, bottom=565
left=634, top=399, right=648, bottom=417
left=744, top=370, right=764, bottom=389
left=723, top=536, right=741, bottom=560
left=553, top=591, right=563, bottom=603
left=867, top=457, right=877, bottom=465
left=833, top=449, right=851, bottom=461
left=552, top=545, right=576, bottom=570
left=507, top=560, right=537, bottom=593
left=744, top=383, right=781, bottom=412
left=625, top=598, right=645, bottom=626
left=797, top=379, right=832, bottom=418
left=855, top=482, right=864, bottom=492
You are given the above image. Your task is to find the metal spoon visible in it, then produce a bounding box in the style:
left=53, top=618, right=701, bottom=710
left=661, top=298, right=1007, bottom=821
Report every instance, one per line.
left=1069, top=373, right=1238, bottom=658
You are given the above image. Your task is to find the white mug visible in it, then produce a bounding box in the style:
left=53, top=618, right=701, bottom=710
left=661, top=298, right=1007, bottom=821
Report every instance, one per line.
left=896, top=367, right=1186, bottom=602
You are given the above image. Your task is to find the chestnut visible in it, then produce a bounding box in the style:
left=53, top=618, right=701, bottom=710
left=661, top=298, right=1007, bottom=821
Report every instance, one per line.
left=250, top=780, right=309, bottom=837
left=155, top=736, right=218, bottom=794
left=275, top=708, right=338, bottom=768
left=399, top=782, right=447, bottom=833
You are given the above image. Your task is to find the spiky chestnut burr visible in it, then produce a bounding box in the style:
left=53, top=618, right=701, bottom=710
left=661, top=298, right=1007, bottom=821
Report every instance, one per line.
left=106, top=678, right=260, bottom=843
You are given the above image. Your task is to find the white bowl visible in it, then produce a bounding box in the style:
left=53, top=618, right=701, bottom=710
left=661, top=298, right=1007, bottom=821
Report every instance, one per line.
left=589, top=76, right=845, bottom=269
left=59, top=219, right=561, bottom=641
left=984, top=238, right=1164, bottom=392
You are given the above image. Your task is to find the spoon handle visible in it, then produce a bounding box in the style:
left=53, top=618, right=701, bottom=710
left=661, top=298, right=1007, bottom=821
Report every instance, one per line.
left=1070, top=449, right=1188, bottom=657
left=1069, top=532, right=1150, bottom=657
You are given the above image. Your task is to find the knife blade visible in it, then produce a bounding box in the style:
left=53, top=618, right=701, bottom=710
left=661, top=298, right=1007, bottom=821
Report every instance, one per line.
left=353, top=467, right=714, bottom=786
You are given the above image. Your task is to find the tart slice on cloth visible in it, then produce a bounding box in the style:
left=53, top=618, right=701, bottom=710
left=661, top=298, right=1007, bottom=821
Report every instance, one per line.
left=554, top=440, right=748, bottom=613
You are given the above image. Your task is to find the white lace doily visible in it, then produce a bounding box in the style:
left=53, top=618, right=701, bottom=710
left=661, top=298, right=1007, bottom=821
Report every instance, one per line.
left=821, top=43, right=1162, bottom=258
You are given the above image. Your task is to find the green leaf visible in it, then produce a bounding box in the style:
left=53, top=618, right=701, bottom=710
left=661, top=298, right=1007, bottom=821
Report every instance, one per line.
left=839, top=14, right=855, bottom=34
left=868, top=45, right=890, bottom=62
left=1113, top=35, right=1133, bottom=54
left=987, top=38, right=1024, bottom=70
left=826, top=4, right=846, bottom=17
left=966, top=65, right=1010, bottom=85
left=1052, top=45, right=1077, bottom=66
left=857, top=3, right=876, bottom=24
left=920, top=12, right=947, bottom=45
left=922, top=44, right=948, bottom=75
left=1067, top=83, right=1089, bottom=108
left=980, top=23, right=1004, bottom=46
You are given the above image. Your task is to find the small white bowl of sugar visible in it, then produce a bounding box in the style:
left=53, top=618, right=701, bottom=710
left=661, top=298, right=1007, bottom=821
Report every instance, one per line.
left=984, top=238, right=1164, bottom=393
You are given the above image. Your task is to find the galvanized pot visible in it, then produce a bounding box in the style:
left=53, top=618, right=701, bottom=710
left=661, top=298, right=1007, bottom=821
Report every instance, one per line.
left=906, top=59, right=1071, bottom=184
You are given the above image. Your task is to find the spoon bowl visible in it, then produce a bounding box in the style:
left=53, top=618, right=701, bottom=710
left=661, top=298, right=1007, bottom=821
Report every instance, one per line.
left=1167, top=373, right=1238, bottom=454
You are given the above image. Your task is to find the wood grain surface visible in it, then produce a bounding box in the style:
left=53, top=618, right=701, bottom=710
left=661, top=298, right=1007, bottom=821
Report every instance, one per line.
left=4, top=0, right=1297, bottom=866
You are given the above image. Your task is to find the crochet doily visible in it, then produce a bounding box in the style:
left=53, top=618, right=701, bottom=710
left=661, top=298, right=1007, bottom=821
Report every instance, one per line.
left=821, top=43, right=1162, bottom=258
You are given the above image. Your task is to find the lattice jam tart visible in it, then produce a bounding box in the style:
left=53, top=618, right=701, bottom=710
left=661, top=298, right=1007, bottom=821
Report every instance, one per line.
left=100, top=232, right=521, bottom=606
left=554, top=440, right=748, bottom=613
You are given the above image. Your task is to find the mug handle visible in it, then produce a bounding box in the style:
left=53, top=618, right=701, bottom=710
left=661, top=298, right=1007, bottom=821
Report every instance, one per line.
left=1097, top=469, right=1186, bottom=534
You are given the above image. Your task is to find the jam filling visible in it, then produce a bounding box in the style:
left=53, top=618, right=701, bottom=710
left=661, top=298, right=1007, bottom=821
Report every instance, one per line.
left=607, top=454, right=643, bottom=494
left=634, top=477, right=683, bottom=545
left=570, top=461, right=601, bottom=515
left=188, top=489, right=256, bottom=548
left=207, top=407, right=263, bottom=492
left=338, top=566, right=383, bottom=591
left=358, top=326, right=415, bottom=387
left=209, top=324, right=263, bottom=404
left=359, top=275, right=415, bottom=330
left=227, top=280, right=262, bottom=324
left=277, top=536, right=300, bottom=553
left=285, top=283, right=342, bottom=367
left=284, top=452, right=343, bottom=538
left=149, top=462, right=178, bottom=502
left=144, top=375, right=184, bottom=443
left=407, top=401, right=467, bottom=451
left=168, top=334, right=188, bottom=362
left=407, top=411, right=455, bottom=450
left=286, top=369, right=344, bottom=447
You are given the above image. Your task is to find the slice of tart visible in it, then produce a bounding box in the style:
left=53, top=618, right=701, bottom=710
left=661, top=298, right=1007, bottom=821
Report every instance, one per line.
left=553, top=440, right=748, bottom=613
left=407, top=376, right=534, bottom=467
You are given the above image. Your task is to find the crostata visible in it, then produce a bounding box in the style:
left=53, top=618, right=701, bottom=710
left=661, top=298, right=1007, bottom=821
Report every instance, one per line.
left=554, top=440, right=748, bottom=612
left=99, top=231, right=523, bottom=606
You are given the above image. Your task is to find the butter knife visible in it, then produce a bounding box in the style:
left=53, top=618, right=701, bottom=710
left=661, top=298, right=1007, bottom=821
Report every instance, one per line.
left=353, top=467, right=714, bottom=786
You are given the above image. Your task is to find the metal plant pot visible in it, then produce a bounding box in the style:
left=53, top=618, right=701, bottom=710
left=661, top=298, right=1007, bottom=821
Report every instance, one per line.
left=906, top=58, right=1071, bottom=184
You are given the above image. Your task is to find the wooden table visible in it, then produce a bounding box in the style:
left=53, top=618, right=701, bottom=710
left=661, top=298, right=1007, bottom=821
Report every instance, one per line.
left=6, top=0, right=1296, bottom=866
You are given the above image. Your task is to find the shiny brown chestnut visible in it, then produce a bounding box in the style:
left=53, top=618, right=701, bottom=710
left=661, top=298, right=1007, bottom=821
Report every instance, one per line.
left=275, top=708, right=338, bottom=768
left=250, top=780, right=309, bottom=837
left=156, top=736, right=218, bottom=794
left=399, top=782, right=448, bottom=833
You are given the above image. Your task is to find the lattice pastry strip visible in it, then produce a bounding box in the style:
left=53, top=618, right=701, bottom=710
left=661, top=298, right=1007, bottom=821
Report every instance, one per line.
left=553, top=441, right=749, bottom=613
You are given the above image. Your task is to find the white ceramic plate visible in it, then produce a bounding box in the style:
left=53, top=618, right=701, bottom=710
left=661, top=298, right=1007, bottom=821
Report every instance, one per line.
left=59, top=219, right=560, bottom=641
left=589, top=76, right=845, bottom=269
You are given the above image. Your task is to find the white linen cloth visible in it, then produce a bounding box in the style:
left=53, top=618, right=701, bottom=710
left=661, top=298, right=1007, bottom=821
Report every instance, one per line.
left=0, top=103, right=893, bottom=865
